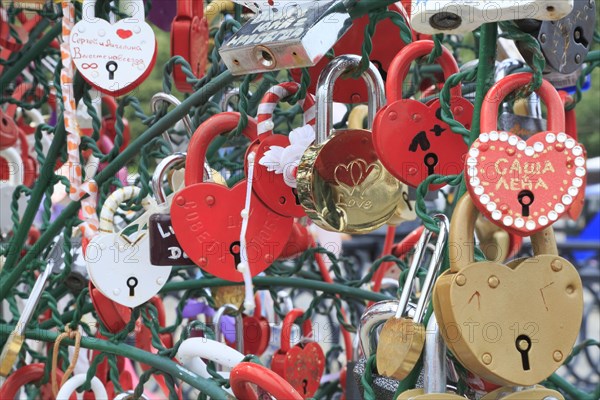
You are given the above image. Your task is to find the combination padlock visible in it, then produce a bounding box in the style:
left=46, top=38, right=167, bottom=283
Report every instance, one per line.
left=466, top=72, right=587, bottom=236
left=170, top=112, right=293, bottom=282
left=70, top=0, right=157, bottom=96
left=219, top=0, right=351, bottom=75
left=171, top=0, right=209, bottom=92
left=296, top=55, right=403, bottom=234
left=0, top=147, right=28, bottom=237
left=242, top=294, right=271, bottom=356
left=250, top=81, right=315, bottom=218
left=272, top=309, right=325, bottom=399
left=410, top=0, right=574, bottom=35
left=433, top=194, right=583, bottom=386
left=85, top=186, right=172, bottom=308
left=373, top=40, right=472, bottom=190
left=377, top=215, right=448, bottom=381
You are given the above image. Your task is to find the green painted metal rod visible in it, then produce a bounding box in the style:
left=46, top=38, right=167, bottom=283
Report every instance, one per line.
left=0, top=71, right=235, bottom=301
left=0, top=324, right=231, bottom=399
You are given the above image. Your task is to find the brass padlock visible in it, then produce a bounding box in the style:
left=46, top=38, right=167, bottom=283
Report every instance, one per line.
left=433, top=195, right=583, bottom=386
left=377, top=215, right=449, bottom=381
left=219, top=1, right=352, bottom=75
left=213, top=285, right=245, bottom=309
left=481, top=385, right=564, bottom=400
left=296, top=55, right=403, bottom=234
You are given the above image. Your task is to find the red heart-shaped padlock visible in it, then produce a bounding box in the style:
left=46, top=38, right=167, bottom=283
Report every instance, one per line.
left=247, top=82, right=315, bottom=218
left=88, top=281, right=131, bottom=333
left=272, top=309, right=325, bottom=399
left=279, top=222, right=312, bottom=260
left=0, top=109, right=18, bottom=150
left=242, top=295, right=270, bottom=356
left=171, top=112, right=293, bottom=282
left=466, top=73, right=586, bottom=236
left=372, top=40, right=472, bottom=190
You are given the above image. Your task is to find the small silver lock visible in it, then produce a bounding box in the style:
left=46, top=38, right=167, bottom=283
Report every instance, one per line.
left=219, top=1, right=352, bottom=75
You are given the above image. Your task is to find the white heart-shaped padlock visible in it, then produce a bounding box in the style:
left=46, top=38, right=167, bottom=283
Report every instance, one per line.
left=70, top=0, right=157, bottom=96
left=0, top=147, right=28, bottom=236
left=86, top=186, right=172, bottom=308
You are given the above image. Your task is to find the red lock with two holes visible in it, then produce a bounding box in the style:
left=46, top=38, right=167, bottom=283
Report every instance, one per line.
left=272, top=309, right=325, bottom=399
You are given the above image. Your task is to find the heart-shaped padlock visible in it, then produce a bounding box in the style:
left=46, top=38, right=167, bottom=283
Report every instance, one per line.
left=296, top=55, right=403, bottom=234
left=0, top=147, right=28, bottom=236
left=278, top=221, right=312, bottom=260
left=271, top=309, right=325, bottom=399
left=70, top=0, right=157, bottom=96
left=88, top=281, right=132, bottom=333
left=231, top=362, right=303, bottom=400
left=170, top=112, right=293, bottom=282
left=242, top=294, right=270, bottom=356
left=136, top=296, right=174, bottom=371
left=433, top=195, right=583, bottom=386
left=248, top=81, right=315, bottom=218
left=466, top=73, right=587, bottom=236
left=0, top=109, right=18, bottom=150
left=171, top=0, right=208, bottom=92
left=86, top=186, right=172, bottom=308
left=372, top=40, right=472, bottom=189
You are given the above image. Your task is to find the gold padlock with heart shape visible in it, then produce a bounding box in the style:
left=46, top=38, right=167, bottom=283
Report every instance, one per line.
left=481, top=385, right=565, bottom=400
left=433, top=195, right=583, bottom=386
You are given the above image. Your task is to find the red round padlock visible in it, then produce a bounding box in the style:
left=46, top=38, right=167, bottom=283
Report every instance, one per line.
left=246, top=82, right=315, bottom=218
left=0, top=363, right=74, bottom=400
left=242, top=294, right=270, bottom=356
left=88, top=281, right=131, bottom=333
left=231, top=362, right=303, bottom=400
left=171, top=0, right=209, bottom=92
left=290, top=3, right=413, bottom=103
left=171, top=112, right=293, bottom=282
left=372, top=40, right=473, bottom=190
left=271, top=309, right=325, bottom=399
left=469, top=73, right=584, bottom=236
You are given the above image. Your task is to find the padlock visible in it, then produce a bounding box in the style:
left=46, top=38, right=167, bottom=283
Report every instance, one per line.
left=219, top=1, right=352, bottom=75
left=0, top=363, right=72, bottom=400
left=177, top=337, right=245, bottom=381
left=101, top=96, right=131, bottom=152
left=296, top=55, right=403, bottom=234
left=46, top=232, right=89, bottom=293
left=171, top=0, right=209, bottom=92
left=377, top=215, right=448, bottom=381
left=213, top=285, right=246, bottom=309
left=231, top=362, right=304, bottom=400
left=170, top=112, right=293, bottom=282
left=481, top=384, right=565, bottom=400
left=465, top=72, right=587, bottom=236
left=150, top=92, right=194, bottom=152
left=250, top=81, right=315, bottom=218
left=271, top=309, right=325, bottom=398
left=433, top=194, right=583, bottom=386
left=242, top=294, right=271, bottom=356
left=55, top=374, right=107, bottom=400
left=85, top=186, right=172, bottom=308
left=136, top=297, right=174, bottom=374
left=214, top=303, right=245, bottom=355
left=0, top=108, right=19, bottom=150
left=149, top=153, right=195, bottom=266
left=372, top=40, right=472, bottom=190
left=278, top=221, right=312, bottom=259
left=0, top=147, right=28, bottom=237
left=290, top=2, right=412, bottom=103
left=410, top=0, right=574, bottom=35
left=88, top=281, right=132, bottom=333
left=70, top=0, right=157, bottom=96
left=475, top=216, right=523, bottom=264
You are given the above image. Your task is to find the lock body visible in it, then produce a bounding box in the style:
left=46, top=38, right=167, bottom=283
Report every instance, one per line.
left=149, top=214, right=195, bottom=266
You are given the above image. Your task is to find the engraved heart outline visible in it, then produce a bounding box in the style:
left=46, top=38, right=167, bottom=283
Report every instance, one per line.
left=466, top=131, right=586, bottom=234
left=333, top=159, right=381, bottom=196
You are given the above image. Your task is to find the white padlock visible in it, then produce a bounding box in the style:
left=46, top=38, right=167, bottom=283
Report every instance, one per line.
left=0, top=147, right=27, bottom=236
left=410, top=0, right=574, bottom=35
left=55, top=374, right=107, bottom=400
left=85, top=186, right=172, bottom=308
left=177, top=337, right=245, bottom=381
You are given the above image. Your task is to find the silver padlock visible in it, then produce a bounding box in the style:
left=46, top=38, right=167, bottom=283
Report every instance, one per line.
left=411, top=0, right=574, bottom=35
left=219, top=1, right=352, bottom=75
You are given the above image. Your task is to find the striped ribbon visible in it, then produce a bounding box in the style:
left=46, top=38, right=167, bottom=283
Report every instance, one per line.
left=256, top=82, right=315, bottom=136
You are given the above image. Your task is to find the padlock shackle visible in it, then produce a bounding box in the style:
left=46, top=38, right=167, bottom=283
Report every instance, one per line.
left=0, top=364, right=69, bottom=399
left=0, top=147, right=24, bottom=186
left=559, top=91, right=577, bottom=140
left=256, top=82, right=316, bottom=136
left=151, top=92, right=193, bottom=141
left=450, top=195, right=558, bottom=273
left=98, top=186, right=151, bottom=234
left=56, top=374, right=108, bottom=399
left=177, top=337, right=245, bottom=377
left=315, top=55, right=385, bottom=144
left=230, top=362, right=303, bottom=400
left=176, top=0, right=204, bottom=20
left=214, top=303, right=244, bottom=354
left=423, top=314, right=446, bottom=394
left=184, top=112, right=257, bottom=186
left=152, top=153, right=187, bottom=206
left=386, top=40, right=461, bottom=102
left=280, top=308, right=312, bottom=353
left=481, top=73, right=565, bottom=133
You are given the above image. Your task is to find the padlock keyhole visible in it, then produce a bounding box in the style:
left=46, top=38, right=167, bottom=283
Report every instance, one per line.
left=402, top=191, right=413, bottom=211
left=518, top=190, right=534, bottom=217
left=106, top=61, right=118, bottom=80
left=302, top=379, right=308, bottom=394
left=573, top=26, right=589, bottom=48
left=127, top=277, right=138, bottom=296
left=515, top=334, right=532, bottom=370
left=230, top=241, right=242, bottom=269
left=424, top=153, right=439, bottom=175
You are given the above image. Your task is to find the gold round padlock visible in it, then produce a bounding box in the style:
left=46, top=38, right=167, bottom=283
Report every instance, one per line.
left=296, top=55, right=403, bottom=234
left=213, top=285, right=245, bottom=309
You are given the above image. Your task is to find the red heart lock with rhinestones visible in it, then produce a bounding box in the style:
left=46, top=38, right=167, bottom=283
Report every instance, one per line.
left=372, top=40, right=472, bottom=190
left=272, top=309, right=325, bottom=399
left=466, top=73, right=587, bottom=236
left=171, top=112, right=293, bottom=282
left=242, top=295, right=270, bottom=356
left=247, top=82, right=315, bottom=218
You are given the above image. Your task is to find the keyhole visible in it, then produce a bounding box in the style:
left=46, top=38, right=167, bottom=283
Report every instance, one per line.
left=106, top=61, right=118, bottom=80
left=402, top=191, right=413, bottom=211
left=302, top=379, right=308, bottom=395
left=516, top=334, right=532, bottom=370
left=518, top=190, right=534, bottom=217
left=127, top=277, right=138, bottom=296
left=291, top=188, right=300, bottom=205
left=424, top=153, right=438, bottom=175
left=230, top=241, right=242, bottom=268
